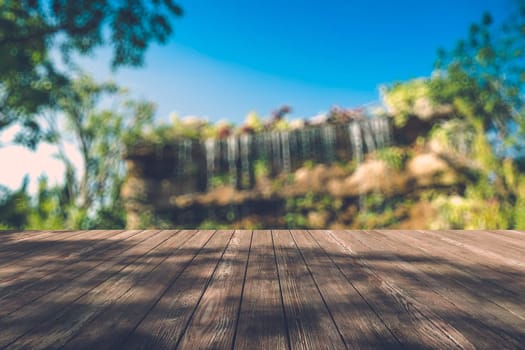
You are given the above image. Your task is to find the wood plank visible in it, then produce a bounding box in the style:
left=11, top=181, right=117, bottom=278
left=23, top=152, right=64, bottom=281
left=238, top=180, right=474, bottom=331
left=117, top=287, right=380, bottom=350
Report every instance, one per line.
left=0, top=230, right=82, bottom=243
left=0, top=230, right=180, bottom=349
left=0, top=230, right=125, bottom=281
left=291, top=230, right=402, bottom=350
left=420, top=230, right=525, bottom=270
left=234, top=230, right=289, bottom=350
left=121, top=230, right=234, bottom=350
left=60, top=230, right=216, bottom=350
left=0, top=230, right=143, bottom=317
left=0, top=229, right=92, bottom=244
left=1, top=229, right=523, bottom=349
left=435, top=229, right=525, bottom=259
left=377, top=230, right=525, bottom=326
left=0, top=230, right=52, bottom=242
left=337, top=230, right=523, bottom=349
left=414, top=230, right=525, bottom=286
left=272, top=229, right=346, bottom=350
left=0, top=230, right=89, bottom=260
left=310, top=230, right=468, bottom=350
left=407, top=230, right=525, bottom=286
left=375, top=230, right=525, bottom=321
left=488, top=230, right=525, bottom=242
left=176, top=230, right=252, bottom=350
left=483, top=230, right=525, bottom=251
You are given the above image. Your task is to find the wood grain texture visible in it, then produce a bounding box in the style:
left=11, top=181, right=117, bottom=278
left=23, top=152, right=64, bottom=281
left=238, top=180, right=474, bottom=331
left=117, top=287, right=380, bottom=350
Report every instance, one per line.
left=291, top=230, right=402, bottom=350
left=0, top=229, right=143, bottom=318
left=234, top=230, right=289, bottom=350
left=318, top=230, right=471, bottom=350
left=61, top=230, right=215, bottom=350
left=374, top=230, right=525, bottom=327
left=4, top=230, right=189, bottom=350
left=0, top=230, right=175, bottom=349
left=341, top=230, right=523, bottom=349
left=176, top=230, right=252, bottom=350
left=411, top=230, right=525, bottom=294
left=0, top=230, right=524, bottom=349
left=422, top=230, right=525, bottom=270
left=475, top=230, right=525, bottom=253
left=0, top=230, right=54, bottom=243
left=487, top=229, right=525, bottom=243
left=0, top=230, right=89, bottom=265
left=0, top=230, right=81, bottom=243
left=273, top=229, right=346, bottom=350
left=0, top=230, right=132, bottom=285
left=121, top=230, right=234, bottom=350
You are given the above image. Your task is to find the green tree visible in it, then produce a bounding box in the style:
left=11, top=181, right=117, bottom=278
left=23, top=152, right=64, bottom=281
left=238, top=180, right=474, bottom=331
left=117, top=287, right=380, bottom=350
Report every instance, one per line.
left=426, top=2, right=525, bottom=228
left=432, top=2, right=525, bottom=150
left=27, top=176, right=69, bottom=229
left=42, top=74, right=155, bottom=228
left=0, top=177, right=31, bottom=229
left=0, top=0, right=182, bottom=148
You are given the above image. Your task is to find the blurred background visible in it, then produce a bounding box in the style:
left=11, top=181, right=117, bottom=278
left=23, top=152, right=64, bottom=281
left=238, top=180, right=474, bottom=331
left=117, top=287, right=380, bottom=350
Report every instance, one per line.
left=1, top=0, right=524, bottom=230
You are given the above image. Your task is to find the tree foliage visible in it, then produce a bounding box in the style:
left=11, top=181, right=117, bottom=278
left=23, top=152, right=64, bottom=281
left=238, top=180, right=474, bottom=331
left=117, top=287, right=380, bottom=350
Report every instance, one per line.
left=432, top=2, right=525, bottom=147
left=0, top=74, right=156, bottom=230
left=0, top=0, right=182, bottom=148
left=425, top=1, right=525, bottom=228
left=0, top=178, right=31, bottom=229
left=49, top=75, right=156, bottom=228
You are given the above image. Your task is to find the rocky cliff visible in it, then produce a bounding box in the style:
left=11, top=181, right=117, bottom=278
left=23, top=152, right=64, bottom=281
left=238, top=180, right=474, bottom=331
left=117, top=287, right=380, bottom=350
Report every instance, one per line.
left=122, top=102, right=475, bottom=229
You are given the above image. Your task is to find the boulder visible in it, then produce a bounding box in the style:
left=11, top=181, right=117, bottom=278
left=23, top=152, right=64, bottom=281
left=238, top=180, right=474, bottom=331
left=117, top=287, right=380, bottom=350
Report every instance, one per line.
left=343, top=160, right=394, bottom=195
left=407, top=153, right=457, bottom=186
left=307, top=210, right=330, bottom=228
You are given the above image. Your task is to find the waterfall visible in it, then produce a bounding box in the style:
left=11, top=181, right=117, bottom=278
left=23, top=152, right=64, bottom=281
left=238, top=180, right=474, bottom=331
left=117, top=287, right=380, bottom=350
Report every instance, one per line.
left=171, top=115, right=393, bottom=193
left=369, top=117, right=381, bottom=148
left=240, top=134, right=251, bottom=188
left=321, top=125, right=336, bottom=164
left=299, top=129, right=309, bottom=161
left=264, top=132, right=271, bottom=160
left=288, top=130, right=297, bottom=169
left=361, top=119, right=376, bottom=153
left=227, top=136, right=238, bottom=187
left=281, top=131, right=291, bottom=173
left=177, top=140, right=183, bottom=177
left=177, top=139, right=191, bottom=177
left=382, top=117, right=393, bottom=146
left=308, top=128, right=319, bottom=162
left=348, top=122, right=363, bottom=163
left=204, top=138, right=216, bottom=189
left=271, top=132, right=281, bottom=173
left=372, top=117, right=392, bottom=148
left=185, top=139, right=192, bottom=173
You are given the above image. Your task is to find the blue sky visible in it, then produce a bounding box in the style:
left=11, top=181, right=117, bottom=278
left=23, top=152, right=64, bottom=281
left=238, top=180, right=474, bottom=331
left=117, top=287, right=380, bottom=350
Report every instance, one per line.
left=0, top=0, right=514, bottom=192
left=83, top=0, right=512, bottom=124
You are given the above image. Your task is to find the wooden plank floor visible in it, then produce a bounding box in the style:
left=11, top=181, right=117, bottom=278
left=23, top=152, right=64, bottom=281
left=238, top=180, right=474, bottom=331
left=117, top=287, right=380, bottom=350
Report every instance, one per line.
left=0, top=230, right=524, bottom=349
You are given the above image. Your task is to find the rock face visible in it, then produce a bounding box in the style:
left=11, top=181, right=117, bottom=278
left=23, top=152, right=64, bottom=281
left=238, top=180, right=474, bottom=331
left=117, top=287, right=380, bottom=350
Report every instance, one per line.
left=407, top=153, right=457, bottom=186
left=341, top=160, right=398, bottom=196
left=122, top=101, right=468, bottom=229
left=122, top=145, right=470, bottom=229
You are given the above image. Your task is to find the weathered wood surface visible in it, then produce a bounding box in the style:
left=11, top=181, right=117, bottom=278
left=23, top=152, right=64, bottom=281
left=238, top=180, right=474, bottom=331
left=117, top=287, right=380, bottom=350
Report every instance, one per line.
left=0, top=229, right=523, bottom=349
